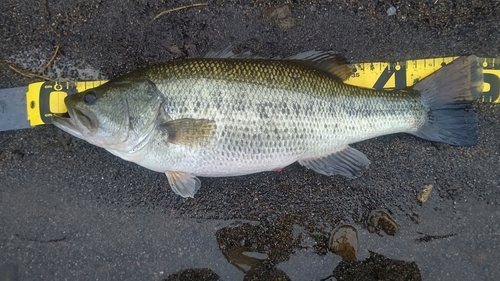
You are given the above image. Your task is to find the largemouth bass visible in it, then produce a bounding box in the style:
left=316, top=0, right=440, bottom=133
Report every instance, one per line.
left=52, top=50, right=483, bottom=198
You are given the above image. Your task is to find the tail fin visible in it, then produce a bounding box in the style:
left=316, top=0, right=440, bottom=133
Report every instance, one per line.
left=411, top=56, right=483, bottom=146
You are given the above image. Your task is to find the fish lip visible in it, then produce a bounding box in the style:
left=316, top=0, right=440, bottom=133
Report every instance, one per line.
left=72, top=107, right=97, bottom=131
left=52, top=106, right=97, bottom=138
left=52, top=112, right=83, bottom=139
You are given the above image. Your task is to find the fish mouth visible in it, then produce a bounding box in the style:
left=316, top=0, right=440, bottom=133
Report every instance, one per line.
left=52, top=106, right=97, bottom=139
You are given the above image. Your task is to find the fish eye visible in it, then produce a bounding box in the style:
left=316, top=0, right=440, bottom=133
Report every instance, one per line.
left=83, top=91, right=97, bottom=105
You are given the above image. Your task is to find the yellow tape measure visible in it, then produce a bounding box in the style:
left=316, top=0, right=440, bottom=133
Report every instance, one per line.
left=346, top=56, right=500, bottom=102
left=26, top=56, right=500, bottom=127
left=26, top=81, right=107, bottom=126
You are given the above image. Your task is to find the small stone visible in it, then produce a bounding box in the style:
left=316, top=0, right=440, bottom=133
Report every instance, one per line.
left=169, top=45, right=183, bottom=56
left=418, top=184, right=433, bottom=203
left=329, top=225, right=359, bottom=262
left=367, top=210, right=400, bottom=236
left=387, top=6, right=397, bottom=16
left=261, top=5, right=298, bottom=30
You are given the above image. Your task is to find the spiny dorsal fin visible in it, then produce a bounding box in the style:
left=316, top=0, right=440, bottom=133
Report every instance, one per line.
left=158, top=118, right=216, bottom=146
left=204, top=46, right=264, bottom=59
left=286, top=51, right=352, bottom=81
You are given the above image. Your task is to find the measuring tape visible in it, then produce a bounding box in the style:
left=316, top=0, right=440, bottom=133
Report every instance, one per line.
left=26, top=81, right=107, bottom=126
left=25, top=56, right=500, bottom=127
left=346, top=56, right=500, bottom=102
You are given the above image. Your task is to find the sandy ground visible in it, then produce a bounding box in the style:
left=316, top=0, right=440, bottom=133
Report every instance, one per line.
left=1, top=1, right=500, bottom=280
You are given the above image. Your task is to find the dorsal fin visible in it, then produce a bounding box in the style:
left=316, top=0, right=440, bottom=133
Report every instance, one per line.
left=204, top=46, right=264, bottom=59
left=286, top=51, right=352, bottom=81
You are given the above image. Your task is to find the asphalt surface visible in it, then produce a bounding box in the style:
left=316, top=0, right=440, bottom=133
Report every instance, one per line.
left=1, top=1, right=500, bottom=280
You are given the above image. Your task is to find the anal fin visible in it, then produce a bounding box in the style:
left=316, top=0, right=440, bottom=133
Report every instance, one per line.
left=165, top=171, right=201, bottom=198
left=298, top=146, right=370, bottom=179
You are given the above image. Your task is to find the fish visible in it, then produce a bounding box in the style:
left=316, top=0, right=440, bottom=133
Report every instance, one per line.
left=52, top=50, right=483, bottom=198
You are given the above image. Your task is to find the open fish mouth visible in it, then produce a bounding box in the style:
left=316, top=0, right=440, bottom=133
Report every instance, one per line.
left=52, top=106, right=96, bottom=139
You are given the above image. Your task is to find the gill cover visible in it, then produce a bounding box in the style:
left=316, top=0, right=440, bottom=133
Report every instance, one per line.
left=57, top=73, right=164, bottom=150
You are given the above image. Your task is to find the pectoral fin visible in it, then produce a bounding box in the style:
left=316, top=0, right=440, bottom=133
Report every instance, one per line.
left=158, top=118, right=216, bottom=146
left=298, top=146, right=370, bottom=179
left=165, top=171, right=201, bottom=198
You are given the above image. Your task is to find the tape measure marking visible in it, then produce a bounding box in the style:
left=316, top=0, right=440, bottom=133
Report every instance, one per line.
left=27, top=81, right=107, bottom=126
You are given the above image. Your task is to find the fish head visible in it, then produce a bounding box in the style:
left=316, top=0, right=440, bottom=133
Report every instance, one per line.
left=52, top=76, right=163, bottom=151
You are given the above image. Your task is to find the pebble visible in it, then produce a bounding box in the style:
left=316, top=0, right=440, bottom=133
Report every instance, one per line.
left=387, top=6, right=397, bottom=16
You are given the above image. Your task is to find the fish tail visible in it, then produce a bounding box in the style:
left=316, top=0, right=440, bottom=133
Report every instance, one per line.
left=411, top=56, right=483, bottom=146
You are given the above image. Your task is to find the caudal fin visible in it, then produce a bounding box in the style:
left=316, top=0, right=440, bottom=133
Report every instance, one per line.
left=411, top=56, right=483, bottom=146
